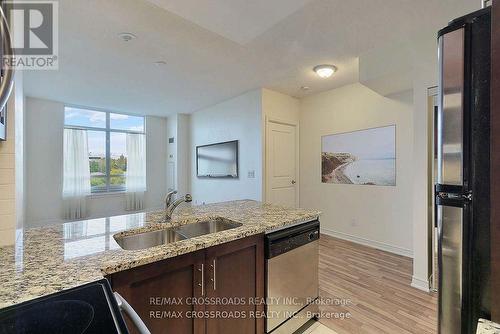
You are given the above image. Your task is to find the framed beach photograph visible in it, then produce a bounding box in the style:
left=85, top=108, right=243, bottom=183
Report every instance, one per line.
left=321, top=125, right=396, bottom=186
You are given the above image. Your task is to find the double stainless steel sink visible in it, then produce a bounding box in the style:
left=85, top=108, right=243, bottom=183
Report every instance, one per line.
left=114, top=217, right=242, bottom=251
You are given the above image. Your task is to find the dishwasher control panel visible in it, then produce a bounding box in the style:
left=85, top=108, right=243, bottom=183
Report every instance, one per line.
left=265, top=220, right=320, bottom=259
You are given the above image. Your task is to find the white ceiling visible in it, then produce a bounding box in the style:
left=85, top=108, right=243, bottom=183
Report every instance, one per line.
left=23, top=0, right=479, bottom=117
left=146, top=0, right=314, bottom=45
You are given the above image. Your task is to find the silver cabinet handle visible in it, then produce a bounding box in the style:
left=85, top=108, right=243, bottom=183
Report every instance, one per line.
left=198, top=263, right=204, bottom=296
left=0, top=6, right=14, bottom=112
left=210, top=259, right=216, bottom=291
left=114, top=292, right=151, bottom=334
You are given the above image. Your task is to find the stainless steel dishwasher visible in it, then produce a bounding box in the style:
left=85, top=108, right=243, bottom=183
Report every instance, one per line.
left=265, top=220, right=320, bottom=333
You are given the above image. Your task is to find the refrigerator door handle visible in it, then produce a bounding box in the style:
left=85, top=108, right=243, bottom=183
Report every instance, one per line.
left=462, top=192, right=472, bottom=201
left=437, top=191, right=472, bottom=202
left=437, top=192, right=461, bottom=200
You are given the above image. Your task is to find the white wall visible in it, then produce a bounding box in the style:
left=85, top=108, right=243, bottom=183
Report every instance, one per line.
left=410, top=54, right=439, bottom=291
left=262, top=88, right=300, bottom=123
left=190, top=89, right=262, bottom=204
left=165, top=114, right=190, bottom=197
left=25, top=98, right=64, bottom=225
left=166, top=114, right=177, bottom=192
left=145, top=115, right=168, bottom=209
left=177, top=114, right=190, bottom=195
left=299, top=83, right=414, bottom=257
left=0, top=73, right=24, bottom=246
left=25, top=97, right=168, bottom=226
left=359, top=35, right=438, bottom=289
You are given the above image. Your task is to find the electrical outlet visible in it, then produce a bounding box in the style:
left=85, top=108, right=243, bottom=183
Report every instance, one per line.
left=248, top=170, right=255, bottom=179
left=350, top=218, right=358, bottom=227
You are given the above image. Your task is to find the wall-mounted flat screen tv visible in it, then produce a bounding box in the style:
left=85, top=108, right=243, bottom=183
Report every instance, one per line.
left=196, top=140, right=238, bottom=178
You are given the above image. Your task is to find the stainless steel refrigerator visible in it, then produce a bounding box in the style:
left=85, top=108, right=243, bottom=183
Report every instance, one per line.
left=436, top=7, right=491, bottom=334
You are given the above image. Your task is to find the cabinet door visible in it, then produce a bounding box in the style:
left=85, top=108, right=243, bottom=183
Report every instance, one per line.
left=205, top=234, right=265, bottom=334
left=109, top=250, right=205, bottom=334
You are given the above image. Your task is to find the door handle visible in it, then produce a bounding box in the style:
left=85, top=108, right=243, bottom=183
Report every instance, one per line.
left=210, top=259, right=216, bottom=291
left=198, top=264, right=204, bottom=296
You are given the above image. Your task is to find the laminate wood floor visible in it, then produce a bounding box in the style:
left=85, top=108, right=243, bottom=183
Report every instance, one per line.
left=318, top=235, right=437, bottom=334
left=304, top=322, right=339, bottom=334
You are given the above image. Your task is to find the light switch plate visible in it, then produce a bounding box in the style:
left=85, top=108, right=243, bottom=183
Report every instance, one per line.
left=248, top=170, right=255, bottom=179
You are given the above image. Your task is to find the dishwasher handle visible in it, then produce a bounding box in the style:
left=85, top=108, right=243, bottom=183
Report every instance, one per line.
left=114, top=292, right=152, bottom=334
left=265, top=220, right=320, bottom=259
left=266, top=220, right=319, bottom=244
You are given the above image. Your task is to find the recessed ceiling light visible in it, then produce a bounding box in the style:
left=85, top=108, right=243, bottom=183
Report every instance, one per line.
left=154, top=60, right=167, bottom=66
left=300, top=86, right=310, bottom=91
left=313, top=64, right=337, bottom=78
left=118, top=32, right=137, bottom=42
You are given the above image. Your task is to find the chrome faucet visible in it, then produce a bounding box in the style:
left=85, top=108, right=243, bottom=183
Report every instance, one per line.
left=165, top=193, right=192, bottom=221
left=164, top=190, right=177, bottom=210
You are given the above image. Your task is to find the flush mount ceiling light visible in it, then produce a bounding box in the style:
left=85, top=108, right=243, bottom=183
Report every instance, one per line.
left=313, top=64, right=337, bottom=78
left=118, top=32, right=137, bottom=42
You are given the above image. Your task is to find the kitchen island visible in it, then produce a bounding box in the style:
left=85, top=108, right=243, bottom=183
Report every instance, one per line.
left=0, top=200, right=320, bottom=309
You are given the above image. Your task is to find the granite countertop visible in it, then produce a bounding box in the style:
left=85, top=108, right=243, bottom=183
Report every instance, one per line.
left=0, top=200, right=320, bottom=309
left=477, top=319, right=500, bottom=334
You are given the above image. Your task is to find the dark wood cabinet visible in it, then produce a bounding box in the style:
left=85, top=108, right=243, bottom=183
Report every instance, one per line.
left=108, top=234, right=264, bottom=334
left=205, top=234, right=264, bottom=334
left=110, top=250, right=206, bottom=334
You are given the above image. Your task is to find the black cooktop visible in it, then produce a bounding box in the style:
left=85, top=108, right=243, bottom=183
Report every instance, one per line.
left=0, top=279, right=129, bottom=334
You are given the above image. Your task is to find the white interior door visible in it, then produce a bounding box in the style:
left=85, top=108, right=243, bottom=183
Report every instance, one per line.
left=266, top=121, right=298, bottom=207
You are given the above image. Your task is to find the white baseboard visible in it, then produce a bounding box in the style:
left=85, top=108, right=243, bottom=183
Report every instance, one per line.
left=321, top=228, right=413, bottom=258
left=411, top=276, right=430, bottom=292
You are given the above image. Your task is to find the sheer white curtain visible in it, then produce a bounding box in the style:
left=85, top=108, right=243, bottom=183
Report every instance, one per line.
left=63, top=129, right=91, bottom=220
left=125, top=133, right=146, bottom=211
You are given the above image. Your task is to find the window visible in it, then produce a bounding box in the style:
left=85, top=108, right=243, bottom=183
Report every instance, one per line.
left=64, top=107, right=145, bottom=193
